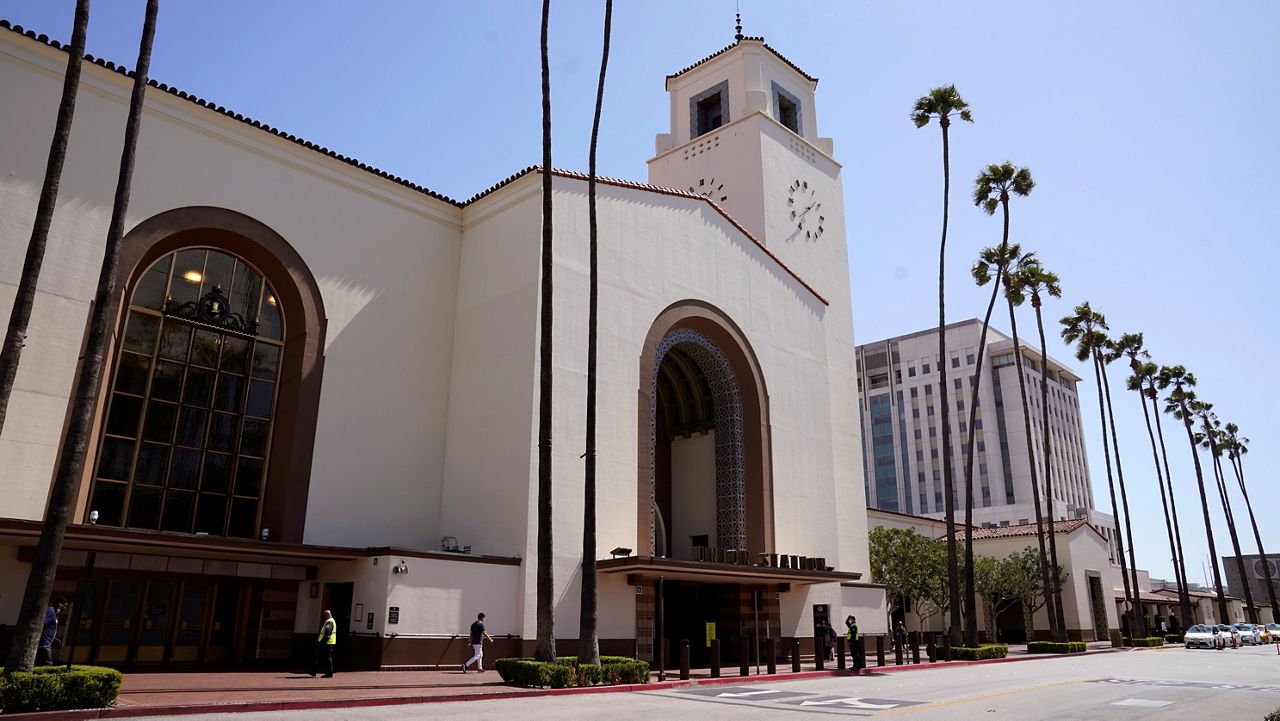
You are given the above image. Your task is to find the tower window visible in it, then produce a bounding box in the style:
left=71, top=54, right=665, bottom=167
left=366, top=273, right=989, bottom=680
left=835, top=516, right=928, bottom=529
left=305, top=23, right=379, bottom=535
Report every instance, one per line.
left=690, top=81, right=729, bottom=137
left=772, top=82, right=802, bottom=135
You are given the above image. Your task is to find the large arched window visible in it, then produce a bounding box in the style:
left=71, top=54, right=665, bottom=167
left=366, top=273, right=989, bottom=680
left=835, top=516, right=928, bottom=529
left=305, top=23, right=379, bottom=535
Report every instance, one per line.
left=88, top=247, right=284, bottom=538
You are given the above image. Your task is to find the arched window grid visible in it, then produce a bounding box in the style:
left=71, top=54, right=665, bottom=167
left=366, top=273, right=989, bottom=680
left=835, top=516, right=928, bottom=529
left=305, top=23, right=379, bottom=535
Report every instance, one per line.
left=88, top=246, right=286, bottom=539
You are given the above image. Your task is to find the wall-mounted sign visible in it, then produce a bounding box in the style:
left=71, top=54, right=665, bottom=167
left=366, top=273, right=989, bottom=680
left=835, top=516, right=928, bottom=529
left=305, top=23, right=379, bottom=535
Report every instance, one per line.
left=388, top=606, right=400, bottom=625
left=705, top=622, right=716, bottom=648
left=367, top=613, right=374, bottom=630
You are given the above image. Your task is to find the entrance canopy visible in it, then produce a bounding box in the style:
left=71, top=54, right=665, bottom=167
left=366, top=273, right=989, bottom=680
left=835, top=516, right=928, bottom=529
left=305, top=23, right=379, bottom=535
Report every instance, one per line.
left=598, top=555, right=861, bottom=586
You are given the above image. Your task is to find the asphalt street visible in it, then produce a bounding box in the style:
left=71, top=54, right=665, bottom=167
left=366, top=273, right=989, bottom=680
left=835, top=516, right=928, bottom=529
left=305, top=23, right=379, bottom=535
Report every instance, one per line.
left=146, top=644, right=1280, bottom=720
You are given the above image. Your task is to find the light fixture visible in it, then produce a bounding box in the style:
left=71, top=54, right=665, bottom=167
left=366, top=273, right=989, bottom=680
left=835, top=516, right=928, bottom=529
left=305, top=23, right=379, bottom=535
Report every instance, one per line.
left=265, top=294, right=277, bottom=306
left=393, top=560, right=409, bottom=575
left=260, top=528, right=270, bottom=541
left=88, top=510, right=98, bottom=525
left=182, top=270, right=203, bottom=284
left=610, top=547, right=632, bottom=559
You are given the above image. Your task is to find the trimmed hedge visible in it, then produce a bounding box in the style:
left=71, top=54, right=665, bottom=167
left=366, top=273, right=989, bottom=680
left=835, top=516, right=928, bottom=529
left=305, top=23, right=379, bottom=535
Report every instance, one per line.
left=950, top=644, right=1008, bottom=661
left=0, top=665, right=123, bottom=713
left=494, top=656, right=650, bottom=688
left=1122, top=636, right=1165, bottom=647
left=1164, top=634, right=1183, bottom=644
left=1027, top=641, right=1086, bottom=654
left=1265, top=707, right=1280, bottom=721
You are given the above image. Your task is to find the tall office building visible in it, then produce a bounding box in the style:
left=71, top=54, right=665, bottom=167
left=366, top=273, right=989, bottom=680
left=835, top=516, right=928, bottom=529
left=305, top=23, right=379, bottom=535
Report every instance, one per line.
left=856, top=320, right=1113, bottom=536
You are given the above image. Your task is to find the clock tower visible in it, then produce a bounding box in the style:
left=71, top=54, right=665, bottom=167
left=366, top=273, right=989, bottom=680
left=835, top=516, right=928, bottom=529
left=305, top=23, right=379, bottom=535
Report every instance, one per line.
left=647, top=31, right=850, bottom=304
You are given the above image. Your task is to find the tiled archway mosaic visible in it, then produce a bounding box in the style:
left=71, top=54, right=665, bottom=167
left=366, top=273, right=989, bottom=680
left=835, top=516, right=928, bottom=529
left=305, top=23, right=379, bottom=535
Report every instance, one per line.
left=649, top=328, right=747, bottom=554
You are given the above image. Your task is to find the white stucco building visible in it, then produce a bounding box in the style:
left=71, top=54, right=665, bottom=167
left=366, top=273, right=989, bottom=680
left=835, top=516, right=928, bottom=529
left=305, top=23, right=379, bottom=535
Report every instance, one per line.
left=0, top=22, right=884, bottom=669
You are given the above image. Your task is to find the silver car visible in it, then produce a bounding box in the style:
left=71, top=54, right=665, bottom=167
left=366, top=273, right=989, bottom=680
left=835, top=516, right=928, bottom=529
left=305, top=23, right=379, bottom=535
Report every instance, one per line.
left=1184, top=624, right=1221, bottom=649
left=1234, top=623, right=1261, bottom=645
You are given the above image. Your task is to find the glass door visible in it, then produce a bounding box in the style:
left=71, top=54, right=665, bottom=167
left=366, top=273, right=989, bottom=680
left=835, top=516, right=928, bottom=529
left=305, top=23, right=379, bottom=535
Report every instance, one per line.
left=205, top=583, right=241, bottom=664
left=97, top=580, right=141, bottom=663
left=135, top=582, right=176, bottom=663
left=172, top=583, right=210, bottom=663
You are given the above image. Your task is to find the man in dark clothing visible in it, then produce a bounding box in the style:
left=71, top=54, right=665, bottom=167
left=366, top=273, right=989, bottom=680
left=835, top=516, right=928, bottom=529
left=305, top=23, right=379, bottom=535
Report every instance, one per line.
left=463, top=612, right=494, bottom=672
left=824, top=622, right=838, bottom=661
left=36, top=598, right=67, bottom=666
left=845, top=615, right=863, bottom=670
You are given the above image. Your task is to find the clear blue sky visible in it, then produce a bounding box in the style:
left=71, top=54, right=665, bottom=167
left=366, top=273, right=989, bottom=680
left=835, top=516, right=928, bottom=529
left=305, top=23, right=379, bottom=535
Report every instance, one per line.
left=5, top=1, right=1277, bottom=588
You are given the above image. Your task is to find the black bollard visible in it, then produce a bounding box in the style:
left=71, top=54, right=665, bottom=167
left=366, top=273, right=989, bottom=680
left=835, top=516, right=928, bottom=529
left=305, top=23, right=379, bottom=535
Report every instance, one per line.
left=911, top=632, right=920, bottom=664
left=895, top=637, right=904, bottom=665
left=943, top=634, right=952, bottom=662
left=710, top=638, right=721, bottom=678
left=927, top=633, right=936, bottom=662
left=740, top=637, right=750, bottom=677
left=836, top=637, right=846, bottom=670
left=680, top=640, right=690, bottom=680
left=815, top=633, right=825, bottom=671
left=766, top=638, right=777, bottom=675
left=875, top=635, right=886, bottom=667
left=791, top=639, right=801, bottom=672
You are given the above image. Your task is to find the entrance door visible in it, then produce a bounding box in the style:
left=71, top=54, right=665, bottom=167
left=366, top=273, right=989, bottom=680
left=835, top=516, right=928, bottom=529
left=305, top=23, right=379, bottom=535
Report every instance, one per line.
left=323, top=582, right=354, bottom=669
left=172, top=582, right=211, bottom=663
left=135, top=581, right=176, bottom=663
left=205, top=583, right=241, bottom=663
left=97, top=580, right=142, bottom=663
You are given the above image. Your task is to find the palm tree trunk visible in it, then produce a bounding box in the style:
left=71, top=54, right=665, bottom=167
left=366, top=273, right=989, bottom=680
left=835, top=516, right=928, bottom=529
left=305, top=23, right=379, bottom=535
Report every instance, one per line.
left=1231, top=454, right=1279, bottom=622
left=960, top=273, right=1001, bottom=648
left=937, top=119, right=961, bottom=645
left=1150, top=391, right=1194, bottom=627
left=0, top=0, right=91, bottom=437
left=1033, top=301, right=1067, bottom=642
left=1208, top=445, right=1255, bottom=622
left=1135, top=384, right=1189, bottom=631
left=4, top=0, right=156, bottom=674
left=1090, top=351, right=1136, bottom=642
left=534, top=0, right=557, bottom=663
left=1179, top=402, right=1229, bottom=623
left=577, top=0, right=611, bottom=668
left=1006, top=296, right=1057, bottom=640
left=1098, top=357, right=1146, bottom=637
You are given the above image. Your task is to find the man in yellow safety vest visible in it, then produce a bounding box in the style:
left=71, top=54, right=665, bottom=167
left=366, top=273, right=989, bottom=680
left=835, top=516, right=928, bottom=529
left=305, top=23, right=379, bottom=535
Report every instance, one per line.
left=309, top=610, right=337, bottom=678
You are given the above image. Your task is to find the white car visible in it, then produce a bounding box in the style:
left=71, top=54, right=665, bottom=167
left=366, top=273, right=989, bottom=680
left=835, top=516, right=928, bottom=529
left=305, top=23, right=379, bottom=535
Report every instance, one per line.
left=1234, top=623, right=1262, bottom=645
left=1265, top=624, right=1280, bottom=643
left=1183, top=624, right=1222, bottom=649
left=1217, top=624, right=1241, bottom=648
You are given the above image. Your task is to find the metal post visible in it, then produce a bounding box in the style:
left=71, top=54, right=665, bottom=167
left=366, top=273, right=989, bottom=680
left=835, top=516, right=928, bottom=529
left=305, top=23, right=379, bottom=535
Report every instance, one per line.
left=657, top=577, right=666, bottom=681
left=814, top=631, right=825, bottom=670
left=835, top=637, right=846, bottom=670
left=791, top=639, right=801, bottom=672
left=710, top=638, right=720, bottom=678
left=911, top=631, right=920, bottom=664
left=753, top=590, right=761, bottom=677
left=927, top=633, right=937, bottom=662
left=854, top=635, right=866, bottom=670
left=64, top=550, right=96, bottom=669
left=679, top=639, right=690, bottom=680
left=875, top=635, right=886, bottom=666
left=943, top=633, right=952, bottom=662
left=894, top=636, right=904, bottom=665
left=766, top=638, right=777, bottom=675
left=739, top=636, right=750, bottom=677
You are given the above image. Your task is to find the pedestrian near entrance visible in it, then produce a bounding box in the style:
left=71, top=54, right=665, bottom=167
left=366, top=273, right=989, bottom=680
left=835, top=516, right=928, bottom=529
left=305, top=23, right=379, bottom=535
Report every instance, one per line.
left=845, top=615, right=862, bottom=669
left=824, top=622, right=837, bottom=661
left=895, top=621, right=908, bottom=652
left=309, top=610, right=337, bottom=677
left=463, top=612, right=494, bottom=672
left=36, top=597, right=67, bottom=666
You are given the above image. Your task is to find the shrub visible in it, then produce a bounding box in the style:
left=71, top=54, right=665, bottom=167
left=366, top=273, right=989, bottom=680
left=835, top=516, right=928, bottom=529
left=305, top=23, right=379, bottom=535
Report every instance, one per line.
left=0, top=665, right=123, bottom=713
left=494, top=656, right=649, bottom=688
left=1026, top=641, right=1086, bottom=654
left=1164, top=634, right=1183, bottom=644
left=1265, top=707, right=1280, bottom=721
left=1122, top=636, right=1164, bottom=647
left=949, top=644, right=1008, bottom=661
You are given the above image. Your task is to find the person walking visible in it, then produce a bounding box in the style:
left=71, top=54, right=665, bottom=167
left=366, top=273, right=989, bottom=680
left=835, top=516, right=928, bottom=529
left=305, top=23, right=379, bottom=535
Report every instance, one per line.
left=895, top=621, right=908, bottom=653
left=309, top=610, right=337, bottom=677
left=462, top=612, right=494, bottom=673
left=36, top=597, right=67, bottom=666
left=823, top=621, right=838, bottom=661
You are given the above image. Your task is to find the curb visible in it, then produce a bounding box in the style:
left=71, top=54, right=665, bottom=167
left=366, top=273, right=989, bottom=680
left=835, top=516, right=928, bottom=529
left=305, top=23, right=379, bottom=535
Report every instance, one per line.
left=3, top=647, right=1126, bottom=720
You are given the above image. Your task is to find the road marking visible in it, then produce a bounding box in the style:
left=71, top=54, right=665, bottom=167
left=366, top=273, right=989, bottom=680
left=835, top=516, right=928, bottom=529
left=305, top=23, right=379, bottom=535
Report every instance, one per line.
left=876, top=679, right=1080, bottom=715
left=717, top=690, right=786, bottom=698
left=1114, top=699, right=1173, bottom=707
left=796, top=697, right=899, bottom=709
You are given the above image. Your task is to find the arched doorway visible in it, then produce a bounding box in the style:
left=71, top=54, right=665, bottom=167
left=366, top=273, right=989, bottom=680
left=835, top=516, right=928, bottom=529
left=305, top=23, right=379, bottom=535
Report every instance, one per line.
left=637, top=301, right=773, bottom=558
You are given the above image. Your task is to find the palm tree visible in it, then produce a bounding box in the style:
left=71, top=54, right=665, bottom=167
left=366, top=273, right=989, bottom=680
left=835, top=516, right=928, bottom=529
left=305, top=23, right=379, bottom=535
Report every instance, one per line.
left=5, top=0, right=158, bottom=674
left=577, top=0, right=611, bottom=668
left=0, top=0, right=91, bottom=437
left=1197, top=415, right=1257, bottom=623
left=534, top=0, right=557, bottom=664
left=1061, top=303, right=1139, bottom=639
left=1092, top=326, right=1147, bottom=637
left=911, top=85, right=972, bottom=644
left=1013, top=257, right=1068, bottom=642
left=1121, top=349, right=1193, bottom=628
left=1221, top=424, right=1279, bottom=622
left=1159, top=368, right=1230, bottom=624
left=1001, top=255, right=1060, bottom=641
left=963, top=162, right=1033, bottom=647
left=1146, top=363, right=1195, bottom=629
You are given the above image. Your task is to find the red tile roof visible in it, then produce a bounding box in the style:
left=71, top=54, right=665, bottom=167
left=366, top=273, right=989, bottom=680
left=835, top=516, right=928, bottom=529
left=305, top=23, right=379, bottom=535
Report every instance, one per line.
left=667, top=37, right=818, bottom=84
left=947, top=518, right=1094, bottom=541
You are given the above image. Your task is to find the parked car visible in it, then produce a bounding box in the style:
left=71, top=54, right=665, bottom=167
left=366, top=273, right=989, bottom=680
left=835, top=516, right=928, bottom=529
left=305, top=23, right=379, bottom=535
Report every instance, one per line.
left=1234, top=623, right=1261, bottom=645
left=1217, top=624, right=1241, bottom=648
left=1265, top=624, right=1280, bottom=643
left=1184, top=624, right=1220, bottom=649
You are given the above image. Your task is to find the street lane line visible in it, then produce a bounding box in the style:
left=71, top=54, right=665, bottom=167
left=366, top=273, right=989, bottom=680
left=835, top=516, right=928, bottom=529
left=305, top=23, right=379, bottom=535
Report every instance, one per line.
left=875, top=679, right=1082, bottom=715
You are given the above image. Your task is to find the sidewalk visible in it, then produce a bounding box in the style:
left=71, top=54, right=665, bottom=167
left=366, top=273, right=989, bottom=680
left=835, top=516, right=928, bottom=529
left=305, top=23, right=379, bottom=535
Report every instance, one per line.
left=8, top=641, right=1121, bottom=719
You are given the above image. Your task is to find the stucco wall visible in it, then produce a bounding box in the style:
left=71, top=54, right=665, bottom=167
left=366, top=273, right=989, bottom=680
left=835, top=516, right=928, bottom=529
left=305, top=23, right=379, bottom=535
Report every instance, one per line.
left=0, top=34, right=462, bottom=550
left=669, top=432, right=717, bottom=560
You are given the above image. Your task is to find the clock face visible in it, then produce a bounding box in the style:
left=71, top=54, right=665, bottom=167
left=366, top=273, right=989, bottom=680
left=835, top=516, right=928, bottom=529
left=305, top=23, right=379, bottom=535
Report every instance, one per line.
left=786, top=179, right=825, bottom=240
left=688, top=177, right=728, bottom=203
